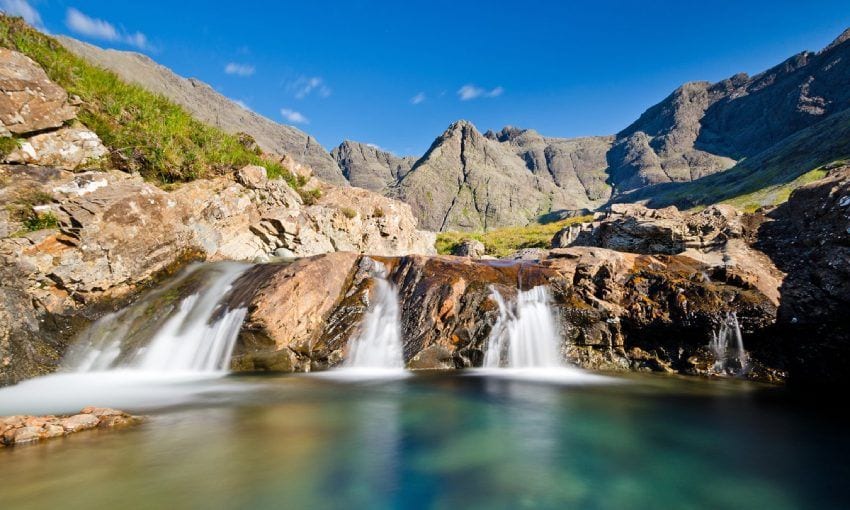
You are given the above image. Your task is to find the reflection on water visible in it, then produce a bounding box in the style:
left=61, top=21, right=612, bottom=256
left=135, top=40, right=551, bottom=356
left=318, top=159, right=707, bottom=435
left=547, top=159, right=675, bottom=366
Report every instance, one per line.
left=1, top=373, right=849, bottom=510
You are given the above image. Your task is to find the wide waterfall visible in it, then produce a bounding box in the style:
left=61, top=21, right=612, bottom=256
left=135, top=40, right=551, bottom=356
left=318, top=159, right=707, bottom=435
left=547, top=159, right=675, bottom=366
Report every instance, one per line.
left=709, top=312, right=749, bottom=375
left=344, top=261, right=405, bottom=370
left=484, top=285, right=563, bottom=369
left=65, top=262, right=250, bottom=373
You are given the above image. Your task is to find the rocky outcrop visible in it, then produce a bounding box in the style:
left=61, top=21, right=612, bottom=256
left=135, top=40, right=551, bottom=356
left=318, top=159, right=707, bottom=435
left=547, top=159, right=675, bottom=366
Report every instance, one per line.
left=331, top=140, right=415, bottom=192
left=755, top=165, right=850, bottom=387
left=235, top=249, right=781, bottom=381
left=56, top=36, right=348, bottom=185
left=452, top=239, right=485, bottom=258
left=1, top=407, right=141, bottom=447
left=1, top=48, right=106, bottom=170
left=0, top=48, right=77, bottom=136
left=4, top=126, right=107, bottom=170
left=0, top=163, right=433, bottom=384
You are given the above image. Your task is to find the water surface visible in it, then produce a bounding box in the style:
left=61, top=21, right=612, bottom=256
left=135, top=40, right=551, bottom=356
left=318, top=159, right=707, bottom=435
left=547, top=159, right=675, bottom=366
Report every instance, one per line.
left=1, top=372, right=847, bottom=510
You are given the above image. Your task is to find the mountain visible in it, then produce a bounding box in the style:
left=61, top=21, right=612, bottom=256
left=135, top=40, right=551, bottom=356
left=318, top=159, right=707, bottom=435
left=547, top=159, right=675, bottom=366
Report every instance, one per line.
left=394, top=121, right=607, bottom=231
left=609, top=27, right=850, bottom=196
left=331, top=141, right=415, bottom=192
left=56, top=36, right=348, bottom=185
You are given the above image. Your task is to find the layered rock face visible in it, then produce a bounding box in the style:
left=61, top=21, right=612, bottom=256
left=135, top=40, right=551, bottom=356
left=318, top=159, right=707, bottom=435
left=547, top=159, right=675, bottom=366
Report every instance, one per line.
left=233, top=249, right=780, bottom=381
left=395, top=121, right=606, bottom=231
left=331, top=140, right=415, bottom=192
left=56, top=37, right=347, bottom=185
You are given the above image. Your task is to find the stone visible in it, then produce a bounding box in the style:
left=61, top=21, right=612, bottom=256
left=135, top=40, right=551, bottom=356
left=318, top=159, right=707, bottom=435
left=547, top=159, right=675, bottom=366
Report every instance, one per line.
left=61, top=413, right=100, bottom=432
left=236, top=165, right=268, bottom=189
left=4, top=127, right=107, bottom=170
left=81, top=406, right=123, bottom=417
left=452, top=239, right=485, bottom=258
left=0, top=48, right=77, bottom=136
left=11, top=426, right=41, bottom=444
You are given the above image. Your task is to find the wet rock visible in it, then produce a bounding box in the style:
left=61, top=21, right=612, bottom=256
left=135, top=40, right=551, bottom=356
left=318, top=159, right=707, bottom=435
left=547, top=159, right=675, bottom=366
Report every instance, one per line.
left=0, top=48, right=77, bottom=136
left=452, top=239, right=485, bottom=258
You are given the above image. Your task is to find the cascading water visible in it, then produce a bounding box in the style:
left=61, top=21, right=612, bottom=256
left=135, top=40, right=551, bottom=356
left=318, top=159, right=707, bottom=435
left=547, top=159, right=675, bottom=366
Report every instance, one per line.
left=343, top=261, right=405, bottom=370
left=484, top=285, right=563, bottom=369
left=709, top=312, right=749, bottom=375
left=65, top=262, right=250, bottom=373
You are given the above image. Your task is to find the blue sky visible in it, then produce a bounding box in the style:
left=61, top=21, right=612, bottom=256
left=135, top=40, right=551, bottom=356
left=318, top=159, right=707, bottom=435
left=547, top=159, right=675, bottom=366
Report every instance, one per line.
left=4, top=1, right=850, bottom=155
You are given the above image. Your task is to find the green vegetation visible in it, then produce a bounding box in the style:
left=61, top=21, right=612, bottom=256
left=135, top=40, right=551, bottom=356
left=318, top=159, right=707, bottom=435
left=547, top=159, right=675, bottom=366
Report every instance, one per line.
left=436, top=215, right=593, bottom=258
left=723, top=167, right=830, bottom=212
left=0, top=136, right=21, bottom=158
left=299, top=187, right=322, bottom=205
left=372, top=207, right=385, bottom=218
left=340, top=207, right=357, bottom=219
left=0, top=15, right=298, bottom=188
left=6, top=188, right=58, bottom=234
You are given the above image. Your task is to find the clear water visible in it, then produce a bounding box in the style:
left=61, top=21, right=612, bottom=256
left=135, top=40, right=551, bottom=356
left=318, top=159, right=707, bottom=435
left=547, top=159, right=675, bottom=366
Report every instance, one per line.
left=1, top=372, right=847, bottom=510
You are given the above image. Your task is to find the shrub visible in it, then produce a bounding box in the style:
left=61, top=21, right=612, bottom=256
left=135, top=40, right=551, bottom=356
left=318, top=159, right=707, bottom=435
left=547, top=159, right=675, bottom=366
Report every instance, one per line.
left=340, top=207, right=357, bottom=219
left=298, top=187, right=322, bottom=205
left=372, top=207, right=385, bottom=218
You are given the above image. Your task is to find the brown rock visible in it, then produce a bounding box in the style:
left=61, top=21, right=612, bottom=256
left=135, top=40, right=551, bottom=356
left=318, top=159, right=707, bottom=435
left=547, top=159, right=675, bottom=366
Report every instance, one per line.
left=0, top=48, right=77, bottom=136
left=4, top=127, right=107, bottom=169
left=236, top=165, right=268, bottom=189
left=61, top=413, right=99, bottom=432
left=10, top=425, right=41, bottom=444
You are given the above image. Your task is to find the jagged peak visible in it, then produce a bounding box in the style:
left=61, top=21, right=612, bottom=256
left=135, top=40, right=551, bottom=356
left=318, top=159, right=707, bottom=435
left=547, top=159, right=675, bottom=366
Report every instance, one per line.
left=821, top=27, right=850, bottom=54
left=442, top=119, right=484, bottom=139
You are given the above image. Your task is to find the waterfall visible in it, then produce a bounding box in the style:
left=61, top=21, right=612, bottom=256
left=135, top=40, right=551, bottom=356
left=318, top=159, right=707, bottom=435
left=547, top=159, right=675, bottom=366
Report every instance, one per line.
left=709, top=312, right=749, bottom=375
left=483, top=285, right=562, bottom=368
left=65, top=262, right=250, bottom=374
left=344, top=261, right=404, bottom=369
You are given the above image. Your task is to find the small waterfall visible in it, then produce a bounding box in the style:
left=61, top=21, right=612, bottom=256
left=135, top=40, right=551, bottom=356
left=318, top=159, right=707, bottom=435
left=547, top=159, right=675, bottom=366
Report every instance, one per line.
left=484, top=285, right=562, bottom=368
left=709, top=312, right=749, bottom=375
left=65, top=262, right=250, bottom=373
left=344, top=261, right=404, bottom=369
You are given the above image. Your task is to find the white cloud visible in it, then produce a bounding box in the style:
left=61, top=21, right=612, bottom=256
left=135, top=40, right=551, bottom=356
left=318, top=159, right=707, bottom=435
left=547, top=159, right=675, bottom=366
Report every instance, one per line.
left=233, top=99, right=251, bottom=111
left=288, top=76, right=331, bottom=99
left=65, top=8, right=149, bottom=50
left=457, top=84, right=504, bottom=101
left=280, top=108, right=309, bottom=124
left=1, top=0, right=41, bottom=27
left=366, top=143, right=385, bottom=151
left=410, top=92, right=426, bottom=105
left=224, top=62, right=255, bottom=77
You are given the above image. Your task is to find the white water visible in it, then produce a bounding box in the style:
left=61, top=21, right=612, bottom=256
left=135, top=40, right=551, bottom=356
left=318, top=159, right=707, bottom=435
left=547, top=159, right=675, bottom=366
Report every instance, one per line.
left=0, top=263, right=254, bottom=415
left=484, top=286, right=563, bottom=369
left=710, top=312, right=749, bottom=375
left=68, top=262, right=250, bottom=373
left=478, top=285, right=614, bottom=384
left=335, top=261, right=405, bottom=377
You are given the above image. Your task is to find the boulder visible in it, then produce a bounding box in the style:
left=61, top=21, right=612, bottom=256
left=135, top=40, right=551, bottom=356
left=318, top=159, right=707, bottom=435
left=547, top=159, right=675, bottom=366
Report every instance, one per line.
left=0, top=48, right=77, bottom=136
left=452, top=239, right=485, bottom=258
left=236, top=164, right=268, bottom=189
left=4, top=126, right=107, bottom=169
left=60, top=413, right=99, bottom=432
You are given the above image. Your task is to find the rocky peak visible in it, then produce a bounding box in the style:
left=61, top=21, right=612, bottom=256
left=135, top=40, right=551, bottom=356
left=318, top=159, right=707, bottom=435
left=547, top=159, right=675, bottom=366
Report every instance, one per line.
left=820, top=27, right=850, bottom=54
left=331, top=140, right=415, bottom=192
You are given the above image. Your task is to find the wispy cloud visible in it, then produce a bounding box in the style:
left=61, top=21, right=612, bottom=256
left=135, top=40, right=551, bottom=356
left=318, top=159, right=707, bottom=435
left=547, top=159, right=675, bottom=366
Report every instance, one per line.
left=233, top=99, right=252, bottom=111
left=410, top=92, right=426, bottom=105
left=280, top=108, right=309, bottom=124
left=1, top=0, right=41, bottom=28
left=65, top=7, right=150, bottom=50
left=287, top=76, right=331, bottom=99
left=457, top=84, right=504, bottom=101
left=224, top=62, right=255, bottom=77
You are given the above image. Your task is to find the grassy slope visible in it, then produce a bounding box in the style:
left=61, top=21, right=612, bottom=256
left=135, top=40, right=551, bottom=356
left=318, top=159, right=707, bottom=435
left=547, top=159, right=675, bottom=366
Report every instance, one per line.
left=436, top=215, right=593, bottom=257
left=0, top=15, right=299, bottom=187
left=619, top=107, right=850, bottom=210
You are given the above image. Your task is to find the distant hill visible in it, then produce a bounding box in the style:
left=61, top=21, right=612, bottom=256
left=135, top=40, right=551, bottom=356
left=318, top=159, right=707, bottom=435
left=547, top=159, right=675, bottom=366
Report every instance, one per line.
left=60, top=28, right=850, bottom=231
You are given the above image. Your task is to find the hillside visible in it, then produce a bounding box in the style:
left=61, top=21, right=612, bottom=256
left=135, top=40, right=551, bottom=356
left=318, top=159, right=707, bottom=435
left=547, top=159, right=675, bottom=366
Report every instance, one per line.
left=57, top=36, right=348, bottom=185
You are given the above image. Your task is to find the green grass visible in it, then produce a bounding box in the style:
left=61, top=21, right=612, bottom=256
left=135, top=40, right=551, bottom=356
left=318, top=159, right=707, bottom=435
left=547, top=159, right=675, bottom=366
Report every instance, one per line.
left=436, top=215, right=593, bottom=258
left=0, top=136, right=21, bottom=158
left=722, top=167, right=830, bottom=212
left=0, top=15, right=298, bottom=188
